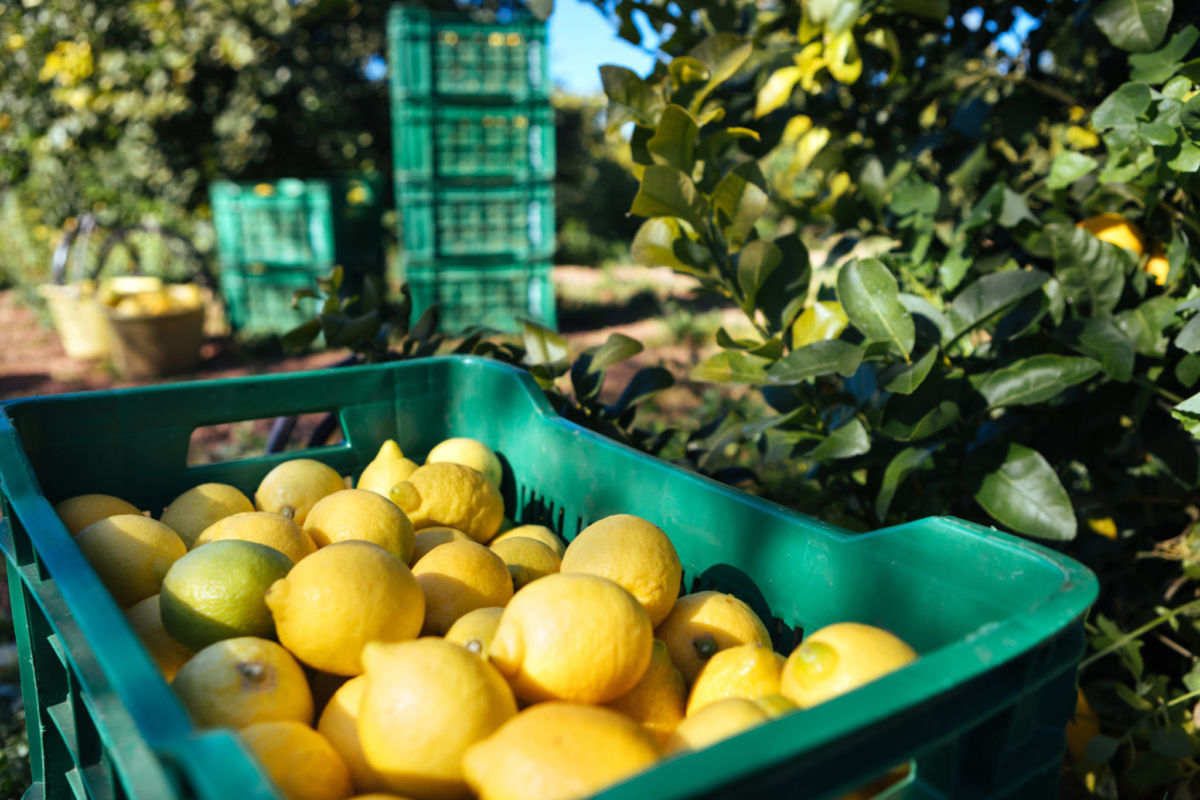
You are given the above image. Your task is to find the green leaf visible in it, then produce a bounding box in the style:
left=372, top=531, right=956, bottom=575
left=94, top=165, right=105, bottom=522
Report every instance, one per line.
left=629, top=165, right=711, bottom=233
left=1167, top=141, right=1200, bottom=172
left=690, top=351, right=773, bottom=384
left=1183, top=94, right=1200, bottom=131
left=281, top=319, right=322, bottom=354
left=587, top=333, right=643, bottom=373
left=1093, top=0, right=1173, bottom=52
left=756, top=66, right=804, bottom=118
left=737, top=240, right=783, bottom=312
left=1116, top=295, right=1177, bottom=355
left=792, top=301, right=850, bottom=347
left=1085, top=735, right=1122, bottom=764
left=808, top=418, right=870, bottom=460
left=607, top=366, right=674, bottom=416
left=600, top=65, right=656, bottom=131
left=1056, top=318, right=1135, bottom=381
left=697, top=127, right=761, bottom=161
left=1148, top=726, right=1192, bottom=760
left=969, top=355, right=1100, bottom=408
left=1047, top=151, right=1100, bottom=189
left=1172, top=391, right=1200, bottom=437
left=522, top=320, right=569, bottom=366
left=837, top=258, right=915, bottom=360
left=1049, top=225, right=1129, bottom=317
left=688, top=35, right=753, bottom=113
left=758, top=233, right=813, bottom=334
left=876, top=446, right=936, bottom=519
left=826, top=31, right=862, bottom=84
left=713, top=163, right=770, bottom=252
left=885, top=0, right=949, bottom=21
left=859, top=157, right=887, bottom=211
left=1129, top=25, right=1199, bottom=81
left=1140, top=121, right=1178, bottom=145
left=880, top=348, right=938, bottom=394
left=768, top=340, right=864, bottom=383
left=647, top=104, right=699, bottom=173
left=630, top=218, right=709, bottom=278
left=974, top=444, right=1076, bottom=540
left=948, top=269, right=1051, bottom=342
left=1092, top=82, right=1154, bottom=129
left=881, top=376, right=961, bottom=441
left=669, top=57, right=709, bottom=87
left=998, top=188, right=1037, bottom=228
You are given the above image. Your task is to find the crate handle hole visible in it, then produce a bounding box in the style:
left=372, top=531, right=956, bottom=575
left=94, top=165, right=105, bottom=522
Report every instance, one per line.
left=186, top=411, right=346, bottom=466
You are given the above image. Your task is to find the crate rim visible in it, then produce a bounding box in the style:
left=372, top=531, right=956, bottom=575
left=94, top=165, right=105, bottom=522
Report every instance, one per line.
left=0, top=355, right=1099, bottom=798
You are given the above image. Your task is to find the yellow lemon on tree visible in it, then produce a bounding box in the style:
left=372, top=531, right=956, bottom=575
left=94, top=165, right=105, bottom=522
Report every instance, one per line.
left=463, top=702, right=661, bottom=800
left=489, top=524, right=566, bottom=557
left=160, top=538, right=294, bottom=651
left=489, top=572, right=653, bottom=704
left=358, top=638, right=516, bottom=799
left=266, top=540, right=424, bottom=675
left=125, top=594, right=193, bottom=681
left=445, top=606, right=505, bottom=658
left=780, top=622, right=917, bottom=709
left=655, top=591, right=773, bottom=685
left=240, top=720, right=353, bottom=800
left=356, top=440, right=419, bottom=497
left=194, top=511, right=317, bottom=564
left=1144, top=248, right=1170, bottom=286
left=76, top=514, right=186, bottom=607
left=664, top=697, right=770, bottom=756
left=317, top=676, right=388, bottom=794
left=172, top=636, right=313, bottom=728
left=410, top=540, right=513, bottom=635
left=389, top=462, right=504, bottom=542
left=255, top=458, right=346, bottom=525
left=603, top=639, right=687, bottom=747
left=561, top=514, right=681, bottom=627
left=160, top=482, right=254, bottom=548
left=489, top=537, right=561, bottom=590
left=411, top=526, right=473, bottom=564
left=425, top=437, right=503, bottom=488
left=303, top=489, right=415, bottom=563
left=1077, top=212, right=1145, bottom=257
left=686, top=642, right=785, bottom=716
left=1065, top=687, right=1101, bottom=763
left=55, top=492, right=141, bottom=535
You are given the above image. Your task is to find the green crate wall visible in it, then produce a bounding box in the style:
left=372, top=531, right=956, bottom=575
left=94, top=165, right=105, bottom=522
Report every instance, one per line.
left=392, top=102, right=555, bottom=182
left=387, top=5, right=549, bottom=102
left=404, top=258, right=555, bottom=333
left=396, top=180, right=554, bottom=262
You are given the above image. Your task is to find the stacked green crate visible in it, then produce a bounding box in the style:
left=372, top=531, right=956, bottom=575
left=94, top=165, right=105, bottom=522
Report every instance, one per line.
left=209, top=176, right=385, bottom=336
left=388, top=4, right=556, bottom=333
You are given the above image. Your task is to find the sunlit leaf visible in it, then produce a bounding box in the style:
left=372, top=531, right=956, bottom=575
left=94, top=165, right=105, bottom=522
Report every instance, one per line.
left=837, top=258, right=915, bottom=359
left=968, top=355, right=1100, bottom=408
left=690, top=351, right=773, bottom=384
left=974, top=443, right=1076, bottom=540
left=1093, top=0, right=1173, bottom=52
left=647, top=104, right=699, bottom=173
left=629, top=165, right=711, bottom=232
left=767, top=339, right=864, bottom=384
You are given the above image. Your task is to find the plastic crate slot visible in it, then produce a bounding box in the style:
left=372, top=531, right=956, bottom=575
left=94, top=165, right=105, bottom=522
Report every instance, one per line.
left=185, top=411, right=347, bottom=466
left=64, top=765, right=90, bottom=799
left=46, top=699, right=79, bottom=766
left=2, top=500, right=38, bottom=568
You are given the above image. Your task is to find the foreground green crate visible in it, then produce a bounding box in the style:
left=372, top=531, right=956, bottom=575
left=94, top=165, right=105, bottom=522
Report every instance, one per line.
left=405, top=260, right=555, bottom=333
left=396, top=180, right=554, bottom=261
left=392, top=102, right=555, bottom=182
left=387, top=5, right=548, bottom=102
left=0, top=357, right=1097, bottom=800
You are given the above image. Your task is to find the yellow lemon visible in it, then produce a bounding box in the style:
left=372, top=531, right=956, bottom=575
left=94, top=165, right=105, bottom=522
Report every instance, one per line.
left=240, top=720, right=353, bottom=800
left=160, top=539, right=294, bottom=651
left=425, top=437, right=503, bottom=488
left=687, top=643, right=785, bottom=716
left=489, top=524, right=565, bottom=557
left=561, top=514, right=681, bottom=627
left=389, top=462, right=504, bottom=542
left=358, top=638, right=516, bottom=799
left=655, top=591, right=773, bottom=685
left=489, top=537, right=561, bottom=589
left=603, top=639, right=687, bottom=747
left=412, top=527, right=473, bottom=564
left=489, top=573, right=653, bottom=704
left=1144, top=248, right=1170, bottom=286
left=463, top=702, right=660, bottom=800
left=753, top=693, right=797, bottom=718
left=125, top=594, right=193, bottom=681
left=76, top=514, right=186, bottom=607
left=55, top=493, right=141, bottom=535
left=317, top=676, right=388, bottom=794
left=255, top=458, right=346, bottom=525
left=160, top=483, right=254, bottom=548
left=1066, top=687, right=1101, bottom=763
left=356, top=440, right=419, bottom=497
left=1077, top=212, right=1145, bottom=257
left=444, top=606, right=505, bottom=658
left=266, top=541, right=424, bottom=675
left=194, top=511, right=317, bottom=564
left=303, top=489, right=415, bottom=563
left=780, top=622, right=917, bottom=709
left=410, top=540, right=513, bottom=635
left=172, top=636, right=313, bottom=728
left=664, top=697, right=770, bottom=755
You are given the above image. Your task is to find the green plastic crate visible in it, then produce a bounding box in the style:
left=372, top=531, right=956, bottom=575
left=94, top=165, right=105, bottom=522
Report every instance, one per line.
left=219, top=266, right=327, bottom=336
left=0, top=357, right=1097, bottom=800
left=392, top=102, right=555, bottom=182
left=387, top=5, right=549, bottom=101
left=405, top=259, right=556, bottom=333
left=396, top=180, right=554, bottom=261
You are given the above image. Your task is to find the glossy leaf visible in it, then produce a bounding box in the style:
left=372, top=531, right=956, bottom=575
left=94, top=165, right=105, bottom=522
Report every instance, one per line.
left=792, top=301, right=850, bottom=347
left=808, top=418, right=870, bottom=460
left=587, top=333, right=644, bottom=373
left=630, top=218, right=709, bottom=278
left=1117, top=296, right=1177, bottom=356
left=758, top=233, right=813, bottom=333
left=600, top=65, right=657, bottom=131
left=1046, top=151, right=1099, bottom=189
left=947, top=269, right=1050, bottom=342
left=1049, top=225, right=1129, bottom=317
left=522, top=320, right=569, bottom=366
left=837, top=258, right=915, bottom=359
left=1092, top=82, right=1153, bottom=129
left=647, top=104, right=699, bottom=173
left=767, top=340, right=864, bottom=384
left=974, top=444, right=1076, bottom=540
left=880, top=348, right=938, bottom=395
left=607, top=366, right=674, bottom=416
left=826, top=31, right=862, bottom=84
left=1093, top=0, right=1172, bottom=52
left=881, top=376, right=961, bottom=441
left=756, top=66, right=803, bottom=118
left=876, top=446, right=936, bottom=520
left=629, top=165, right=711, bottom=233
left=1055, top=318, right=1135, bottom=381
left=713, top=162, right=770, bottom=251
left=1171, top=391, right=1200, bottom=437
left=690, top=351, right=773, bottom=384
left=1177, top=315, right=1200, bottom=353
left=737, top=240, right=783, bottom=312
left=1129, top=27, right=1198, bottom=82
left=969, top=356, right=1100, bottom=408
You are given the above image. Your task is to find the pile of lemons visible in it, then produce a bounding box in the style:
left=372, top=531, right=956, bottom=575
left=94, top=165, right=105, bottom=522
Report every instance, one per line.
left=56, top=436, right=917, bottom=800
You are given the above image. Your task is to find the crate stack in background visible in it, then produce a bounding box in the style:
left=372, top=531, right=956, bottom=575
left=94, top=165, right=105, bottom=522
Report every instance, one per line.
left=388, top=4, right=556, bottom=333
left=209, top=176, right=385, bottom=336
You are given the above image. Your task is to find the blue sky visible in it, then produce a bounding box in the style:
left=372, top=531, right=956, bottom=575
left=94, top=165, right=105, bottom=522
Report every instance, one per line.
left=548, top=0, right=656, bottom=95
